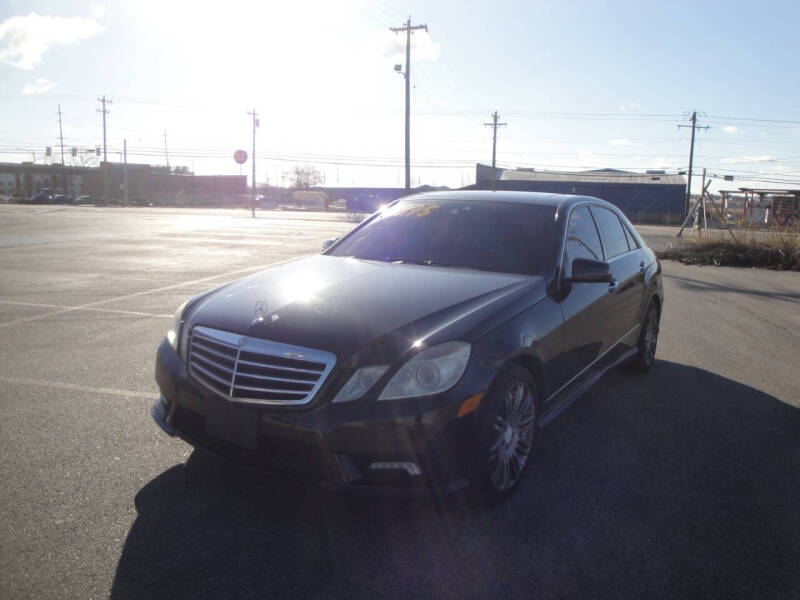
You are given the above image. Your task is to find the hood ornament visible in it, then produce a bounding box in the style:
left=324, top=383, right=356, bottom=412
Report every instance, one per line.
left=252, top=300, right=269, bottom=325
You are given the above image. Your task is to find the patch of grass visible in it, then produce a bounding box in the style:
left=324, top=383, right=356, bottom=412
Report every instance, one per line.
left=658, top=229, right=800, bottom=271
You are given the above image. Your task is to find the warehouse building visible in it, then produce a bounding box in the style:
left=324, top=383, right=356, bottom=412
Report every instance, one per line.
left=472, top=164, right=686, bottom=224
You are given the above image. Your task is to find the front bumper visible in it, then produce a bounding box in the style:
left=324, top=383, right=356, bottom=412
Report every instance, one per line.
left=152, top=339, right=496, bottom=497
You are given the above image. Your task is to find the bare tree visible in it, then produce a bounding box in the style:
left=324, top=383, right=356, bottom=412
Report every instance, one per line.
left=70, top=150, right=99, bottom=168
left=291, top=165, right=323, bottom=189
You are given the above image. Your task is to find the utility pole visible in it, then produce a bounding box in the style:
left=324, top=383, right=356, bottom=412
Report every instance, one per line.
left=163, top=130, right=170, bottom=169
left=97, top=96, right=112, bottom=201
left=248, top=108, right=259, bottom=217
left=484, top=111, right=507, bottom=191
left=390, top=17, right=428, bottom=189
left=57, top=104, right=70, bottom=196
left=123, top=139, right=128, bottom=204
left=57, top=105, right=65, bottom=165
left=678, top=111, right=709, bottom=216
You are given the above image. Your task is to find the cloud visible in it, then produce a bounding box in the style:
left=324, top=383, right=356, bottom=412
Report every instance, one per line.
left=609, top=138, right=640, bottom=146
left=22, top=76, right=54, bottom=94
left=618, top=102, right=640, bottom=113
left=0, top=12, right=104, bottom=70
left=722, top=125, right=739, bottom=133
left=721, top=155, right=774, bottom=164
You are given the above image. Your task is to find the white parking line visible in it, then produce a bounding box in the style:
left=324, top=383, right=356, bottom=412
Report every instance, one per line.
left=0, top=262, right=278, bottom=329
left=0, top=375, right=153, bottom=398
left=0, top=300, right=171, bottom=319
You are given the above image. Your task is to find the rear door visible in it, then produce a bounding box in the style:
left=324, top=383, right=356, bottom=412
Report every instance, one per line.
left=589, top=205, right=647, bottom=346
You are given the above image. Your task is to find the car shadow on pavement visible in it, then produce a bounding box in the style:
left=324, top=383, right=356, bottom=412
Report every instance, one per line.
left=111, top=360, right=800, bottom=600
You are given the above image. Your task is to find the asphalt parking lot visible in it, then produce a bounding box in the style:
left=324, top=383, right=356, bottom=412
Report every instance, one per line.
left=1, top=204, right=799, bottom=599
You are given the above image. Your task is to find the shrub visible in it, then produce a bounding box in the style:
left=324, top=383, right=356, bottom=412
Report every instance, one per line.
left=658, top=230, right=800, bottom=271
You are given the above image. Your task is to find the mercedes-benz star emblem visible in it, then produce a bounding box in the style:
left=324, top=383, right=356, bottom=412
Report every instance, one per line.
left=254, top=300, right=269, bottom=322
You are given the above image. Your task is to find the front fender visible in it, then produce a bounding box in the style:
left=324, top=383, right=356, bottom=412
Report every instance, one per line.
left=471, top=296, right=564, bottom=400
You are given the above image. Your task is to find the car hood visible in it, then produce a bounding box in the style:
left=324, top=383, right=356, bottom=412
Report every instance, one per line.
left=186, top=255, right=546, bottom=364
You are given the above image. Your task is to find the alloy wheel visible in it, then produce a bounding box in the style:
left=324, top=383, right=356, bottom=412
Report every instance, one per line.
left=642, top=304, right=659, bottom=366
left=488, top=381, right=536, bottom=492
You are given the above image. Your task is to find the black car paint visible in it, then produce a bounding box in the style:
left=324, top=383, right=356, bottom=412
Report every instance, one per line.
left=153, top=191, right=663, bottom=495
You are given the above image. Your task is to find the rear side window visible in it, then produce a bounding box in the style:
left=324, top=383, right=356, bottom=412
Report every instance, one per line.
left=590, top=206, right=630, bottom=259
left=563, top=206, right=603, bottom=275
left=624, top=222, right=641, bottom=249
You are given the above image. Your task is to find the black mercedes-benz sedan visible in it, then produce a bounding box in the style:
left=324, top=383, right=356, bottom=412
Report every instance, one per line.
left=152, top=191, right=663, bottom=502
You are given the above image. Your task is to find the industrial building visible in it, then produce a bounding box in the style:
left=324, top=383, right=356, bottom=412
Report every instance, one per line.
left=0, top=162, right=246, bottom=204
left=471, top=164, right=687, bottom=224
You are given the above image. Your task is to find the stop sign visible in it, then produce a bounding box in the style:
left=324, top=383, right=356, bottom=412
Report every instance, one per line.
left=234, top=149, right=247, bottom=164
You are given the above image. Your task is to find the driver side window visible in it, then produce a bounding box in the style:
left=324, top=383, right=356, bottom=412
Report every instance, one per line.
left=563, top=205, right=603, bottom=277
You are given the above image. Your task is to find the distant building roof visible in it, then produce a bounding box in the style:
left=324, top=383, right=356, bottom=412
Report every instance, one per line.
left=498, top=166, right=685, bottom=186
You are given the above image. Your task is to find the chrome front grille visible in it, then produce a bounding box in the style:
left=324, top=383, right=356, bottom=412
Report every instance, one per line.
left=188, top=326, right=336, bottom=406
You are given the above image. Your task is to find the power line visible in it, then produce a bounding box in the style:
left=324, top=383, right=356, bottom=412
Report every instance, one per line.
left=706, top=115, right=800, bottom=125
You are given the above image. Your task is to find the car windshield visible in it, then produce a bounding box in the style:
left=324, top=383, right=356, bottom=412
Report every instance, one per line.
left=329, top=198, right=557, bottom=276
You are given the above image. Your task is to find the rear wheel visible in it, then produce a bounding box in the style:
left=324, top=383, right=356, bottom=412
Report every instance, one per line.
left=469, top=365, right=537, bottom=504
left=631, top=300, right=660, bottom=373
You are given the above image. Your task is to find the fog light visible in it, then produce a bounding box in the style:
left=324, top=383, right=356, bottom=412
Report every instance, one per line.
left=369, top=461, right=421, bottom=476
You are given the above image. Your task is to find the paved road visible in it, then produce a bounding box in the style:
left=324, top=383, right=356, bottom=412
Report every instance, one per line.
left=1, top=205, right=798, bottom=599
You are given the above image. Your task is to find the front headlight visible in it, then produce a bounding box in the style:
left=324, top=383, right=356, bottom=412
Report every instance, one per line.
left=379, top=341, right=471, bottom=400
left=332, top=365, right=389, bottom=403
left=166, top=299, right=189, bottom=350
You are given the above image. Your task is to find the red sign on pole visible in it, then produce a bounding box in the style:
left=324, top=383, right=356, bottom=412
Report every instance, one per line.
left=234, top=149, right=247, bottom=164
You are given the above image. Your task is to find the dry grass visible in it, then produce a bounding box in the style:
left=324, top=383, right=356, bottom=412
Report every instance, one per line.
left=343, top=211, right=368, bottom=223
left=658, top=228, right=800, bottom=271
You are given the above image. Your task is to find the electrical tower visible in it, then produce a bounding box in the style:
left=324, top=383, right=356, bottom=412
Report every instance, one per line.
left=484, top=111, right=507, bottom=191
left=248, top=108, right=259, bottom=218
left=390, top=17, right=428, bottom=189
left=678, top=111, right=709, bottom=215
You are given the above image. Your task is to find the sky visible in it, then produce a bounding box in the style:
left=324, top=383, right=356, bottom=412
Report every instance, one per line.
left=1, top=0, right=799, bottom=192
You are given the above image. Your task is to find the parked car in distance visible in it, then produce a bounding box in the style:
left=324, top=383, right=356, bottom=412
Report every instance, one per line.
left=25, top=188, right=52, bottom=204
left=74, top=195, right=94, bottom=204
left=51, top=194, right=74, bottom=204
left=152, top=191, right=663, bottom=502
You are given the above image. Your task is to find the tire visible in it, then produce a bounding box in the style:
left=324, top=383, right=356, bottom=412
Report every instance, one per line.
left=468, top=365, right=538, bottom=504
left=630, top=300, right=660, bottom=373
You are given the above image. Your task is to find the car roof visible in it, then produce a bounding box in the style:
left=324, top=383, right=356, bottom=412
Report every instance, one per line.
left=401, top=190, right=617, bottom=213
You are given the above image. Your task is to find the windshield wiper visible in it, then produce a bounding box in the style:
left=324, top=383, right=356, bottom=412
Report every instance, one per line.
left=381, top=257, right=425, bottom=265
left=382, top=257, right=482, bottom=270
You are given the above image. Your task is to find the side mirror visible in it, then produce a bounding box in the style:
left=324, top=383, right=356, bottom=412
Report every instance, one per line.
left=321, top=237, right=339, bottom=251
left=567, top=258, right=613, bottom=283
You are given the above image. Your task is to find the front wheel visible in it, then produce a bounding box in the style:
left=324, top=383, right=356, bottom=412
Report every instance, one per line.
left=631, top=300, right=660, bottom=373
left=469, top=365, right=538, bottom=504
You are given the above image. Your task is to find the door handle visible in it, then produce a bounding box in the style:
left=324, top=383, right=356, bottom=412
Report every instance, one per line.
left=608, top=280, right=618, bottom=293
left=639, top=261, right=646, bottom=274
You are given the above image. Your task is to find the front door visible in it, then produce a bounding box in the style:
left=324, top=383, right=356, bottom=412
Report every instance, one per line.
left=556, top=205, right=619, bottom=390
